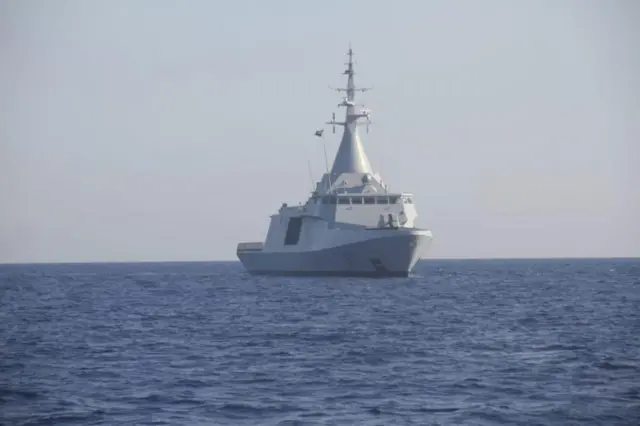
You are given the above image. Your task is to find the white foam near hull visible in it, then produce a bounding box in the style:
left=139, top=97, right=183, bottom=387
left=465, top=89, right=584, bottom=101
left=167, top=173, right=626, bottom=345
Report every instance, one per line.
left=237, top=229, right=432, bottom=277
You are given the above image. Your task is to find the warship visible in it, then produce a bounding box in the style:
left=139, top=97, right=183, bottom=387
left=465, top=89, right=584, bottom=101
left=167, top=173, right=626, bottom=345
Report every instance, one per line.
left=237, top=48, right=433, bottom=277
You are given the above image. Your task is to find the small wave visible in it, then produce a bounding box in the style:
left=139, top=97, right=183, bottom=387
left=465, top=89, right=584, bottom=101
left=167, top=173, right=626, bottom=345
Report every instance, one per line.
left=621, top=387, right=640, bottom=400
left=597, top=361, right=638, bottom=371
left=173, top=378, right=210, bottom=388
left=22, top=411, right=105, bottom=426
left=532, top=343, right=586, bottom=351
left=275, top=420, right=312, bottom=426
left=172, top=398, right=203, bottom=406
left=516, top=316, right=538, bottom=326
left=0, top=388, right=39, bottom=400
left=231, top=377, right=276, bottom=385
left=133, top=278, right=159, bottom=286
left=134, top=393, right=165, bottom=403
left=368, top=406, right=383, bottom=415
left=216, top=402, right=303, bottom=418
left=453, top=379, right=487, bottom=390
left=417, top=406, right=460, bottom=413
left=220, top=402, right=292, bottom=412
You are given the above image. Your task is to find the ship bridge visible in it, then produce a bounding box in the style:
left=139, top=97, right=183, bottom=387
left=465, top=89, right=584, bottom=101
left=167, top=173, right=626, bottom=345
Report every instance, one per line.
left=310, top=193, right=414, bottom=206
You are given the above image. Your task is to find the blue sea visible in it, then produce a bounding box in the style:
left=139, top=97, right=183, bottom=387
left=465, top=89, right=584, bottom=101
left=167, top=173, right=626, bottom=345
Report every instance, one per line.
left=1, top=259, right=639, bottom=425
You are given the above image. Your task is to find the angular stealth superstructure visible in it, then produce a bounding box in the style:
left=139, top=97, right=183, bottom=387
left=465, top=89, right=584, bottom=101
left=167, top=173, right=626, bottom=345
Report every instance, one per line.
left=236, top=48, right=433, bottom=277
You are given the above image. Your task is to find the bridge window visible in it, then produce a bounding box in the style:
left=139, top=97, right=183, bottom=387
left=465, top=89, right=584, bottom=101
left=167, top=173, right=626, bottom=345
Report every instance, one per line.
left=364, top=196, right=375, bottom=205
left=338, top=197, right=350, bottom=205
left=389, top=196, right=400, bottom=204
left=376, top=197, right=389, bottom=204
left=351, top=196, right=363, bottom=204
left=322, top=196, right=337, bottom=204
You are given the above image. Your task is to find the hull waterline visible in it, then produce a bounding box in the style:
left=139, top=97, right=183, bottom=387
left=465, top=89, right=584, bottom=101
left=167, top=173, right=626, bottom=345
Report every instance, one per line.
left=238, top=230, right=432, bottom=278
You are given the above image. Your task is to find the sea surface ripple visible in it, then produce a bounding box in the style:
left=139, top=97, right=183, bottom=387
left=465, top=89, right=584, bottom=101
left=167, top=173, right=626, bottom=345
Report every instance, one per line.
left=1, top=259, right=639, bottom=425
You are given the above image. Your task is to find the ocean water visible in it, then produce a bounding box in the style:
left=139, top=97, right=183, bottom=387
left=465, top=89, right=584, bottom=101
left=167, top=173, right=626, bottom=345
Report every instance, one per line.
left=1, top=259, right=639, bottom=426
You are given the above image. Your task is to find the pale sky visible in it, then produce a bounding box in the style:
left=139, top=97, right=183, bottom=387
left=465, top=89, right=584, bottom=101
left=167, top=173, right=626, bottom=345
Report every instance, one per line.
left=1, top=0, right=639, bottom=263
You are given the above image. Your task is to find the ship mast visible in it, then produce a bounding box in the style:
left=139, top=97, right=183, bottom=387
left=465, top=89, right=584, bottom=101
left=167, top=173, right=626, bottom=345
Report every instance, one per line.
left=326, top=46, right=374, bottom=178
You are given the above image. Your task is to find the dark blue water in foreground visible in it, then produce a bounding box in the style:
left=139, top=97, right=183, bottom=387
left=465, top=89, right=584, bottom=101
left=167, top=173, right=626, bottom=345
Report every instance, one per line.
left=1, top=259, right=639, bottom=425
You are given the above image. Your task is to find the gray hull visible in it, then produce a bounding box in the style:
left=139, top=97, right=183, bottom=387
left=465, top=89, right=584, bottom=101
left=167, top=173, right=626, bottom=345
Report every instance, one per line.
left=237, top=231, right=430, bottom=278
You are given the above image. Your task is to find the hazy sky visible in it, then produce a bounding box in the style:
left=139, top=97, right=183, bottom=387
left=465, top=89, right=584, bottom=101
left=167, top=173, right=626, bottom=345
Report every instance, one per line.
left=1, top=0, right=639, bottom=262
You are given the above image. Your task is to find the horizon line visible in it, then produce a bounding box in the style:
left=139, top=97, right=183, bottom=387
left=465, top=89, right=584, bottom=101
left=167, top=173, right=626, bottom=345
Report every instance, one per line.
left=1, top=256, right=639, bottom=267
